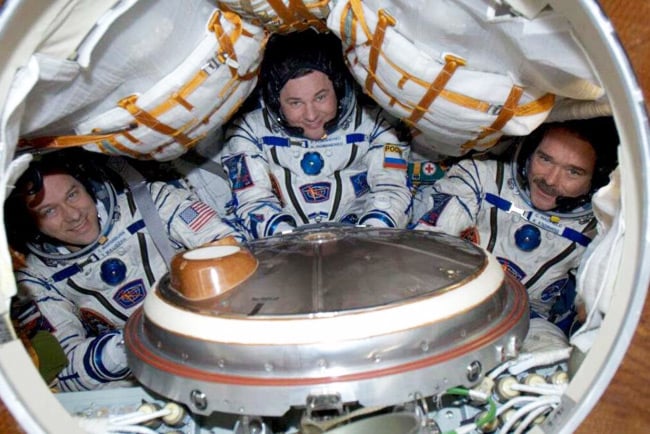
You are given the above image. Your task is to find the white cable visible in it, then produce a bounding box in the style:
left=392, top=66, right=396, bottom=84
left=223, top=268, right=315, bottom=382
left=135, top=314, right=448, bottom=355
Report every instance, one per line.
left=108, top=407, right=171, bottom=426
left=488, top=359, right=518, bottom=379
left=499, top=396, right=561, bottom=433
left=507, top=348, right=572, bottom=375
left=510, top=383, right=567, bottom=395
left=512, top=404, right=554, bottom=434
left=495, top=396, right=540, bottom=417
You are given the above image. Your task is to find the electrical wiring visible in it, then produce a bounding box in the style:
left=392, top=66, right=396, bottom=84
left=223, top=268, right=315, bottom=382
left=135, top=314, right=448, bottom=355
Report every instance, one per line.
left=512, top=404, right=554, bottom=434
left=73, top=403, right=179, bottom=434
left=441, top=387, right=498, bottom=434
left=498, top=395, right=561, bottom=433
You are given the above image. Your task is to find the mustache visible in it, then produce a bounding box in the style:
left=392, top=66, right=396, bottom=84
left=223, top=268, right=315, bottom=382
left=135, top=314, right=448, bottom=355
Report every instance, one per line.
left=532, top=177, right=560, bottom=197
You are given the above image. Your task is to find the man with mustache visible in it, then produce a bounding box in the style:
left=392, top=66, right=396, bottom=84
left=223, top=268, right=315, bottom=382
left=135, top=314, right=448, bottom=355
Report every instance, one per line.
left=5, top=149, right=242, bottom=391
left=411, top=117, right=619, bottom=336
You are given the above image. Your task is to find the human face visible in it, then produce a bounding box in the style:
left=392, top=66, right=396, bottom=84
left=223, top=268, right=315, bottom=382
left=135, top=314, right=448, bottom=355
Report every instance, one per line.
left=26, top=173, right=100, bottom=250
left=279, top=70, right=338, bottom=140
left=527, top=128, right=596, bottom=211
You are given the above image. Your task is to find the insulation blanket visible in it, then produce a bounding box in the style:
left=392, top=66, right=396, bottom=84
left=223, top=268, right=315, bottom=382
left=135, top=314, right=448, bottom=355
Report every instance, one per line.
left=326, top=0, right=605, bottom=158
left=15, top=0, right=266, bottom=161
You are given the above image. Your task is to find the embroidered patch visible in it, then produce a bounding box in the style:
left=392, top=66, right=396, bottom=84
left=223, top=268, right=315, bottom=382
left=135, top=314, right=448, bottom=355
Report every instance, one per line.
left=180, top=201, right=216, bottom=232
left=497, top=257, right=526, bottom=281
left=350, top=172, right=369, bottom=197
left=79, top=308, right=116, bottom=336
left=460, top=226, right=480, bottom=244
left=223, top=154, right=253, bottom=190
left=300, top=182, right=331, bottom=203
left=383, top=144, right=407, bottom=169
left=408, top=161, right=446, bottom=184
left=418, top=193, right=452, bottom=226
left=113, top=279, right=147, bottom=309
left=540, top=277, right=570, bottom=303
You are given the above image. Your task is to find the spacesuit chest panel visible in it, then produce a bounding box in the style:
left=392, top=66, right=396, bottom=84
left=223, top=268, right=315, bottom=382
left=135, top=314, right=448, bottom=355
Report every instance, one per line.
left=263, top=133, right=368, bottom=179
left=41, top=206, right=163, bottom=326
left=261, top=134, right=370, bottom=222
left=476, top=186, right=591, bottom=307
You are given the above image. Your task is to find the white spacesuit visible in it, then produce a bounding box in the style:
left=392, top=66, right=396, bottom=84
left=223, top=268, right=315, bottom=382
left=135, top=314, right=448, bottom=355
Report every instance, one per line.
left=412, top=144, right=604, bottom=334
left=217, top=31, right=412, bottom=239
left=221, top=102, right=412, bottom=238
left=11, top=163, right=239, bottom=391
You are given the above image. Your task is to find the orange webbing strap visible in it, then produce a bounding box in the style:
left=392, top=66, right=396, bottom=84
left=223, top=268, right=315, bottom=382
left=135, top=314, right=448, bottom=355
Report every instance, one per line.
left=364, top=9, right=396, bottom=95
left=18, top=130, right=132, bottom=150
left=287, top=0, right=328, bottom=31
left=265, top=0, right=296, bottom=26
left=460, top=85, right=529, bottom=152
left=516, top=93, right=555, bottom=116
left=118, top=95, right=193, bottom=147
left=208, top=10, right=243, bottom=77
left=408, top=54, right=466, bottom=125
left=347, top=0, right=372, bottom=41
left=96, top=134, right=148, bottom=159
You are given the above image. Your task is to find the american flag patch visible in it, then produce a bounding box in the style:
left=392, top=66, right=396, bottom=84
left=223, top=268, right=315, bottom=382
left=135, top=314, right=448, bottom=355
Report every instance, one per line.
left=179, top=201, right=216, bottom=232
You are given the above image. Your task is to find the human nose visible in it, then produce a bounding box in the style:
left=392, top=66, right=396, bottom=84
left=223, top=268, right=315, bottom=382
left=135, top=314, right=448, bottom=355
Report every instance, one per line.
left=545, top=165, right=562, bottom=185
left=304, top=103, right=317, bottom=120
left=61, top=203, right=82, bottom=221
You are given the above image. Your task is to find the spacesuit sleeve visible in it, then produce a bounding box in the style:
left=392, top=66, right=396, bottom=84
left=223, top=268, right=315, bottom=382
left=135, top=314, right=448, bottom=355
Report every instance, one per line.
left=148, top=181, right=245, bottom=245
left=357, top=109, right=413, bottom=228
left=412, top=159, right=491, bottom=235
left=220, top=114, right=298, bottom=238
left=13, top=270, right=131, bottom=391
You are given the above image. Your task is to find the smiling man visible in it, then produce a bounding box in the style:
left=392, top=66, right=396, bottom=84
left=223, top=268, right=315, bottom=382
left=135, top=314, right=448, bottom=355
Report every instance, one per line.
left=5, top=149, right=242, bottom=391
left=24, top=172, right=101, bottom=250
left=412, top=117, right=619, bottom=335
left=216, top=29, right=412, bottom=239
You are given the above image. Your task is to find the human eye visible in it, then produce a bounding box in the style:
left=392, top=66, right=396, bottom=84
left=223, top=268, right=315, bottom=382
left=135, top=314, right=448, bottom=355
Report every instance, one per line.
left=40, top=207, right=56, bottom=218
left=67, top=189, right=80, bottom=201
left=568, top=167, right=585, bottom=177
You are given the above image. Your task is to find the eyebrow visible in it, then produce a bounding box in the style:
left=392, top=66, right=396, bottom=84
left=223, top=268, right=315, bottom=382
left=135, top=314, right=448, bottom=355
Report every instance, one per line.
left=536, top=149, right=590, bottom=174
left=31, top=183, right=77, bottom=212
left=284, top=88, right=330, bottom=102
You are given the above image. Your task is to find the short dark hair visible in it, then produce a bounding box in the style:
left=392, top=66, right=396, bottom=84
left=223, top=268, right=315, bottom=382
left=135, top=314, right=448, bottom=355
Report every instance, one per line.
left=521, top=116, right=619, bottom=192
left=5, top=149, right=104, bottom=253
left=260, top=29, right=352, bottom=120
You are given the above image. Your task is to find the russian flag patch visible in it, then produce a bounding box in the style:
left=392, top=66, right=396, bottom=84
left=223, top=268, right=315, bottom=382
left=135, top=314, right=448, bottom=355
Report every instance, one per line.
left=383, top=144, right=407, bottom=170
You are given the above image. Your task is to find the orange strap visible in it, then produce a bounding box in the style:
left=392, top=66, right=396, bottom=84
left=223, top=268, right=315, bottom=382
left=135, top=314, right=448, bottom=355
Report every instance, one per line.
left=461, top=85, right=525, bottom=152
left=208, top=10, right=242, bottom=77
left=287, top=0, right=328, bottom=31
left=364, top=9, right=396, bottom=95
left=117, top=95, right=194, bottom=147
left=347, top=0, right=372, bottom=41
left=408, top=54, right=466, bottom=124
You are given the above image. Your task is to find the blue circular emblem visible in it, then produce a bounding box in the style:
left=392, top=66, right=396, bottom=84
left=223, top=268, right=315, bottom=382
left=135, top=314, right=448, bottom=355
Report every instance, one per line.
left=301, top=152, right=324, bottom=175
left=100, top=258, right=127, bottom=285
left=514, top=224, right=541, bottom=252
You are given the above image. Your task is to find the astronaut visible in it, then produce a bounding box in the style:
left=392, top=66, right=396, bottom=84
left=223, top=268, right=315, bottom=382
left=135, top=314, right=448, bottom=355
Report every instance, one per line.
left=219, top=30, right=412, bottom=239
left=6, top=150, right=241, bottom=391
left=412, top=117, right=619, bottom=335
